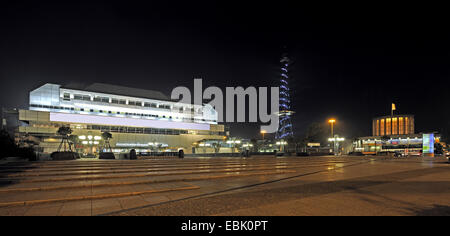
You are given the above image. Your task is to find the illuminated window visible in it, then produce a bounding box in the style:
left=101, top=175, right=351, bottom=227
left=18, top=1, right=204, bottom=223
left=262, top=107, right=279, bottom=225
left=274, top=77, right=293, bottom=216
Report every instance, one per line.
left=375, top=120, right=380, bottom=136
left=380, top=119, right=385, bottom=135
left=386, top=118, right=391, bottom=135
left=373, top=120, right=376, bottom=136
left=399, top=117, right=404, bottom=134
left=392, top=118, right=397, bottom=135
left=405, top=117, right=409, bottom=134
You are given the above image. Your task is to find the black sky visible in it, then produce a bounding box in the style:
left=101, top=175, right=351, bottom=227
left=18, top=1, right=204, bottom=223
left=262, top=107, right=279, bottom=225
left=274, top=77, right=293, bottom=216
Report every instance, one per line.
left=0, top=1, right=449, bottom=139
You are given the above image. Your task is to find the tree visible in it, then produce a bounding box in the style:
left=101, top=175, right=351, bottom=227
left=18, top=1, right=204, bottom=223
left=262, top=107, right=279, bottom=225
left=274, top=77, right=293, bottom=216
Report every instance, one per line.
left=0, top=129, right=16, bottom=159
left=435, top=143, right=444, bottom=155
left=250, top=138, right=258, bottom=152
left=211, top=142, right=222, bottom=155
left=304, top=122, right=328, bottom=144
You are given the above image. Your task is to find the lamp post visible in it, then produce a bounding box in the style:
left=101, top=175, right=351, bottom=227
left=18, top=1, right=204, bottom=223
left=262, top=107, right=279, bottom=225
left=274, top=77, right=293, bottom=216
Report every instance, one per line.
left=261, top=130, right=267, bottom=140
left=328, top=119, right=336, bottom=137
left=328, top=119, right=336, bottom=154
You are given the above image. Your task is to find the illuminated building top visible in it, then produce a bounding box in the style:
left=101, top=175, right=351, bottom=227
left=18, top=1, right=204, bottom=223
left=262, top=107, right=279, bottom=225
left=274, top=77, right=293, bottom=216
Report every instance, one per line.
left=29, top=83, right=218, bottom=127
left=372, top=114, right=414, bottom=136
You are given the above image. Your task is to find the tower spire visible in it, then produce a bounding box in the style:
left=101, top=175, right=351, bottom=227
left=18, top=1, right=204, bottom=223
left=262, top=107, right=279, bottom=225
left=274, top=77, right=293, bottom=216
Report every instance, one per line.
left=276, top=53, right=294, bottom=139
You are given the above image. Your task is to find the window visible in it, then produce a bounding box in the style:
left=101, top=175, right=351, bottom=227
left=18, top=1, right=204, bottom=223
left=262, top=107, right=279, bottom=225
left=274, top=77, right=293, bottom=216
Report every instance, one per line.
left=392, top=118, right=398, bottom=135
left=145, top=102, right=157, bottom=108
left=405, top=117, right=409, bottom=134
left=375, top=120, right=380, bottom=136
left=63, top=93, right=70, bottom=101
left=386, top=118, right=391, bottom=135
left=75, top=94, right=91, bottom=101
left=135, top=101, right=142, bottom=106
left=409, top=117, right=414, bottom=134
left=94, top=96, right=110, bottom=103
left=380, top=119, right=385, bottom=136
left=119, top=100, right=126, bottom=105
left=128, top=101, right=136, bottom=106
left=399, top=117, right=404, bottom=135
left=111, top=99, right=119, bottom=104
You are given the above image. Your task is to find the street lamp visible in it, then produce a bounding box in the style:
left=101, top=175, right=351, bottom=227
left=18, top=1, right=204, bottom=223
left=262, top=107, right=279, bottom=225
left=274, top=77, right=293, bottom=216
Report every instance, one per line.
left=328, top=119, right=336, bottom=154
left=260, top=130, right=267, bottom=140
left=328, top=119, right=336, bottom=137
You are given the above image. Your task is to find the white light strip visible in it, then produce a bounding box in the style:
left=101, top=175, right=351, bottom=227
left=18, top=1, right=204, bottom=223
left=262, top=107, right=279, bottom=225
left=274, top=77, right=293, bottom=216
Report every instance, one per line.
left=50, top=112, right=210, bottom=130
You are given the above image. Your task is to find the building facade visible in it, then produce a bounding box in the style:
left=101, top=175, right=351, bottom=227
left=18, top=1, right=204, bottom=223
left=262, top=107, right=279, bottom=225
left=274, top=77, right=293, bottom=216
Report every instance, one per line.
left=354, top=114, right=440, bottom=156
left=372, top=115, right=414, bottom=136
left=19, top=83, right=225, bottom=155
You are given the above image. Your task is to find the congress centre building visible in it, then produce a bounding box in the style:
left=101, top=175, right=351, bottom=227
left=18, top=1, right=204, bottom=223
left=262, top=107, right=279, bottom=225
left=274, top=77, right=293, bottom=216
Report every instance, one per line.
left=353, top=114, right=440, bottom=156
left=18, top=83, right=225, bottom=156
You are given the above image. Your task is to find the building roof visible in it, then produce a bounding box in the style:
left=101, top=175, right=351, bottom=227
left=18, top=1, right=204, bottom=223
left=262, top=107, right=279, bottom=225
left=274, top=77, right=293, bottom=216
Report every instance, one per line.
left=62, top=83, right=171, bottom=101
left=372, top=114, right=414, bottom=120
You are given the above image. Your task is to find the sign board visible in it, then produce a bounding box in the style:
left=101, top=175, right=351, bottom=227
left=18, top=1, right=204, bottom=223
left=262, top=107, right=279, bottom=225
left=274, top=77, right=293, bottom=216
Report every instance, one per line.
left=307, top=143, right=320, bottom=147
left=422, top=133, right=434, bottom=156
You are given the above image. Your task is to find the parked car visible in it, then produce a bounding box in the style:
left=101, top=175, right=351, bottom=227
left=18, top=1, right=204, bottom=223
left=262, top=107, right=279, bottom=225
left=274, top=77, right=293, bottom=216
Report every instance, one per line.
left=393, top=151, right=403, bottom=158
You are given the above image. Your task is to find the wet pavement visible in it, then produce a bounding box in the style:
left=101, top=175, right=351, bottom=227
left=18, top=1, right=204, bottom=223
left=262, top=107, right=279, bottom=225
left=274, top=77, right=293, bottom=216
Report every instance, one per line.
left=0, top=156, right=448, bottom=216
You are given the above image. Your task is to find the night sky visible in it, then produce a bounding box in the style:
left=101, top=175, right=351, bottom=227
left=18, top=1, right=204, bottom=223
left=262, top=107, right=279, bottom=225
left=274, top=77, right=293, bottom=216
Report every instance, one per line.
left=0, top=1, right=449, bottom=139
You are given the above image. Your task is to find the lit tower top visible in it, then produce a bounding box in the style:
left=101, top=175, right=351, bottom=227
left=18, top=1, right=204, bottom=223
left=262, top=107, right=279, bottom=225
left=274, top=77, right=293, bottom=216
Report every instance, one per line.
left=276, top=54, right=294, bottom=139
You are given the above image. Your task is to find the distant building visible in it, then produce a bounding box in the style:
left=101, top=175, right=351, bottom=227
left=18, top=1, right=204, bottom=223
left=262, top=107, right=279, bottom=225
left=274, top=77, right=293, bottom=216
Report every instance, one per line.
left=354, top=113, right=440, bottom=155
left=18, top=83, right=225, bottom=155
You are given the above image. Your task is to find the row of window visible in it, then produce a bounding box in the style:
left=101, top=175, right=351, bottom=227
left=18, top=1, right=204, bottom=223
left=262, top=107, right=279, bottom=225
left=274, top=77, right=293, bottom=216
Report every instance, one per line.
left=67, top=93, right=183, bottom=111
left=373, top=117, right=414, bottom=136
left=88, top=125, right=189, bottom=135
left=29, top=122, right=223, bottom=136
left=30, top=104, right=217, bottom=123
left=87, top=125, right=224, bottom=136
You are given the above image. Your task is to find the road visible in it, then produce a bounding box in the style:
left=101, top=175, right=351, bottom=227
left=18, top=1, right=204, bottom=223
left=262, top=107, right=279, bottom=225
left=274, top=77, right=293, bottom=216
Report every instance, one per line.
left=0, top=155, right=448, bottom=216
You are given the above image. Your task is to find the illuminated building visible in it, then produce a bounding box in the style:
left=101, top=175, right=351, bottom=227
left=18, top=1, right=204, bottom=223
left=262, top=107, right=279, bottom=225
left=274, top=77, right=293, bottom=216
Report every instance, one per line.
left=353, top=114, right=440, bottom=155
left=18, top=83, right=225, bottom=155
left=372, top=115, right=414, bottom=136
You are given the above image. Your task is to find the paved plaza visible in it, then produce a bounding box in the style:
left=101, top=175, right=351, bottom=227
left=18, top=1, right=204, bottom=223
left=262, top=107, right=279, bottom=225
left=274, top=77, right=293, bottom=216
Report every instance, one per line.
left=0, top=156, right=449, bottom=216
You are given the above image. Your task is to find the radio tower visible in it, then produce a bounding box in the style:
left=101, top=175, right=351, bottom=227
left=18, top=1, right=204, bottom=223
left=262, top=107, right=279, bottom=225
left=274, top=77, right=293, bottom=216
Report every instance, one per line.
left=276, top=53, right=294, bottom=139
